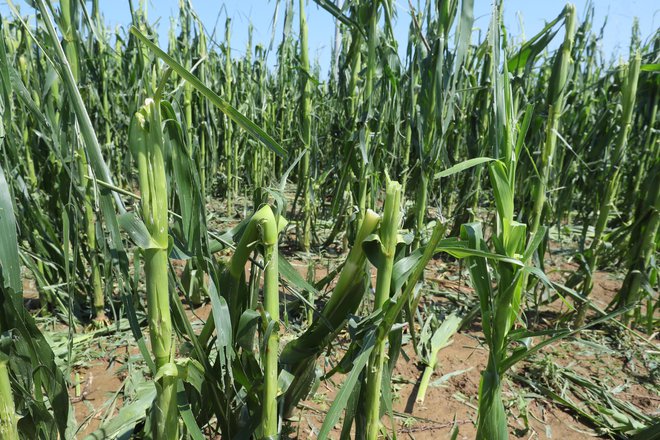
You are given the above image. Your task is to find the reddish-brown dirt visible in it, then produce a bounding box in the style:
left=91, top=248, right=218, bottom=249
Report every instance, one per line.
left=284, top=248, right=656, bottom=439
left=71, top=359, right=125, bottom=435
left=25, top=236, right=659, bottom=439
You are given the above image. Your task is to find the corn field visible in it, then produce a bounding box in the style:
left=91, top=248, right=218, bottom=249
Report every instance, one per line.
left=0, top=0, right=658, bottom=438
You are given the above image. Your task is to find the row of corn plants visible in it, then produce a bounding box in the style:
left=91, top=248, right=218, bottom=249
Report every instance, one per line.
left=0, top=0, right=656, bottom=438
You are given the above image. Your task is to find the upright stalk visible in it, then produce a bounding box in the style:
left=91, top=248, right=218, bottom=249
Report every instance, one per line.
left=365, top=179, right=401, bottom=440
left=470, top=51, right=492, bottom=220
left=298, top=0, right=312, bottom=251
left=467, top=8, right=531, bottom=436
left=357, top=0, right=380, bottom=225
left=414, top=169, right=429, bottom=248
left=223, top=19, right=234, bottom=212
left=130, top=99, right=177, bottom=438
left=259, top=207, right=280, bottom=439
left=400, top=35, right=418, bottom=196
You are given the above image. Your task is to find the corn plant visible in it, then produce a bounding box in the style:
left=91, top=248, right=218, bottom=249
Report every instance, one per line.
left=280, top=209, right=381, bottom=414
left=0, top=353, right=19, bottom=439
left=298, top=0, right=313, bottom=251
left=0, top=0, right=658, bottom=438
left=613, top=160, right=659, bottom=328
left=574, top=52, right=641, bottom=326
left=0, top=159, right=74, bottom=437
left=529, top=4, right=576, bottom=236
left=415, top=313, right=461, bottom=404
left=460, top=5, right=543, bottom=437
left=610, top=63, right=659, bottom=327
left=129, top=97, right=178, bottom=437
left=410, top=0, right=474, bottom=248
left=231, top=205, right=284, bottom=437
left=365, top=178, right=401, bottom=440
left=315, top=222, right=446, bottom=440
left=223, top=17, right=235, bottom=211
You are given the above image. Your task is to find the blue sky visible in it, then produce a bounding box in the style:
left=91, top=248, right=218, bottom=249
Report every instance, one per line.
left=2, top=0, right=658, bottom=74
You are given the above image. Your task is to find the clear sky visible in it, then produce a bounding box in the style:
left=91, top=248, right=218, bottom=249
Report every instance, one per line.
left=2, top=0, right=658, bottom=75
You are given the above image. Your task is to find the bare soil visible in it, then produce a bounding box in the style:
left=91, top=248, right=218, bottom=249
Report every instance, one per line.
left=26, top=231, right=659, bottom=439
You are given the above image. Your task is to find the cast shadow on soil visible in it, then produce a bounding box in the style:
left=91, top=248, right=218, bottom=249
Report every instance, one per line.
left=404, top=367, right=424, bottom=414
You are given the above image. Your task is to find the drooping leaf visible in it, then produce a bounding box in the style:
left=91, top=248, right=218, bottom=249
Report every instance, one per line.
left=129, top=26, right=287, bottom=159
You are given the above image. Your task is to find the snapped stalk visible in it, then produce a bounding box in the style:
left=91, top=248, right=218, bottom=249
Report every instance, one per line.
left=530, top=4, right=576, bottom=236
left=226, top=205, right=282, bottom=438
left=365, top=179, right=402, bottom=440
left=61, top=0, right=107, bottom=323
left=280, top=209, right=381, bottom=415
left=258, top=207, right=280, bottom=439
left=416, top=314, right=461, bottom=404
left=574, top=52, right=641, bottom=327
left=130, top=98, right=177, bottom=438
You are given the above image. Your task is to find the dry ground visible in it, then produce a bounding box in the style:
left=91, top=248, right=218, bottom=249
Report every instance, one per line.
left=23, top=216, right=658, bottom=439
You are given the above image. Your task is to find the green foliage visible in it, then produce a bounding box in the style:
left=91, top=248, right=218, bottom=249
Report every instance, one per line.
left=0, top=0, right=656, bottom=438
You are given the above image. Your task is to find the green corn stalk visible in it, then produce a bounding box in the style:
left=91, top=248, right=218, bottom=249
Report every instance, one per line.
left=630, top=36, right=658, bottom=202
left=357, top=0, right=380, bottom=223
left=416, top=313, right=461, bottom=404
left=400, top=24, right=418, bottom=196
left=27, top=0, right=157, bottom=384
left=365, top=178, right=401, bottom=440
left=574, top=53, right=641, bottom=327
left=183, top=78, right=196, bottom=195
left=412, top=0, right=473, bottom=248
left=316, top=219, right=451, bottom=440
left=130, top=98, right=178, bottom=438
left=0, top=353, right=19, bottom=440
left=60, top=0, right=107, bottom=323
left=306, top=260, right=315, bottom=325
left=464, top=173, right=529, bottom=440
left=280, top=209, right=381, bottom=415
left=323, top=15, right=362, bottom=247
left=223, top=18, right=235, bottom=213
left=261, top=207, right=280, bottom=439
left=469, top=50, right=492, bottom=220
left=530, top=4, right=576, bottom=236
left=462, top=6, right=538, bottom=437
left=614, top=162, right=659, bottom=325
left=553, top=8, right=602, bottom=227
left=298, top=0, right=312, bottom=251
left=92, top=0, right=116, bottom=174
left=198, top=27, right=211, bottom=189
left=225, top=204, right=283, bottom=437
left=15, top=30, right=38, bottom=189
left=275, top=0, right=295, bottom=180
left=258, top=207, right=281, bottom=439
left=613, top=62, right=659, bottom=326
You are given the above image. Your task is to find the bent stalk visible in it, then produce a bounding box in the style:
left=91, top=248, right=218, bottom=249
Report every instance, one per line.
left=574, top=53, right=641, bottom=327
